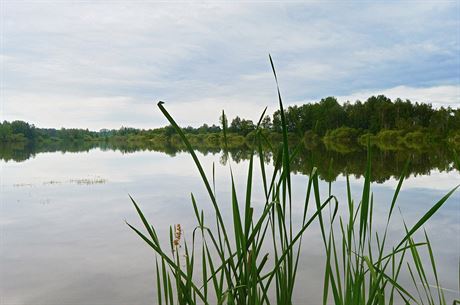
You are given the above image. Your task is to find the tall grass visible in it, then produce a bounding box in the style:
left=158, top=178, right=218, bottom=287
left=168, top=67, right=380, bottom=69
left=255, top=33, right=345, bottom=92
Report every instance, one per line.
left=127, top=56, right=458, bottom=305
left=320, top=149, right=458, bottom=305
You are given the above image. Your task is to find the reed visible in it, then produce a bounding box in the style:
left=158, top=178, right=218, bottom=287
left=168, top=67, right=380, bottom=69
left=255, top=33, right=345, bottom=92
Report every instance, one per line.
left=320, top=148, right=458, bottom=305
left=127, top=56, right=458, bottom=305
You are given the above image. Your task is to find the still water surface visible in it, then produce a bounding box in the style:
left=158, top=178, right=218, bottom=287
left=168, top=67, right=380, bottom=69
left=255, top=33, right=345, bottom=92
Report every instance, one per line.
left=1, top=148, right=459, bottom=304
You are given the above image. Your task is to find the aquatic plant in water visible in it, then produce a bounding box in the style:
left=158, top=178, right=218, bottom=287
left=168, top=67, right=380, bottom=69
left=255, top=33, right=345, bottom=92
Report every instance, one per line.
left=127, top=56, right=459, bottom=305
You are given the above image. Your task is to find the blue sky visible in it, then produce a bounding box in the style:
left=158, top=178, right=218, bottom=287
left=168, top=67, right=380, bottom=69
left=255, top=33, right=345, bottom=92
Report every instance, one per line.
left=2, top=1, right=459, bottom=129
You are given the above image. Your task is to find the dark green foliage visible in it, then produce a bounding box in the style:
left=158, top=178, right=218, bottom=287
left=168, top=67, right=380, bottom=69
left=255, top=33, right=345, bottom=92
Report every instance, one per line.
left=229, top=116, right=256, bottom=136
left=272, top=96, right=459, bottom=137
left=323, top=127, right=359, bottom=143
left=0, top=120, right=35, bottom=142
left=0, top=120, right=100, bottom=144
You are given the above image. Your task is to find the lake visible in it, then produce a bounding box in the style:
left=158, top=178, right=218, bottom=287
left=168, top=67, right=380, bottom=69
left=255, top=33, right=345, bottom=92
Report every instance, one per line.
left=1, top=145, right=459, bottom=304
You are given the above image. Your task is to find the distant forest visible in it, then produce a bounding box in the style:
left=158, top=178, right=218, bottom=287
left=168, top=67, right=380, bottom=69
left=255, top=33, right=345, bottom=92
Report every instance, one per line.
left=1, top=95, right=459, bottom=148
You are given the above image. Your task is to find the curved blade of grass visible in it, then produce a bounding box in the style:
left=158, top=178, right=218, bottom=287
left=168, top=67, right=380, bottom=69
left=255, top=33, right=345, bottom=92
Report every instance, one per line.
left=269, top=54, right=291, bottom=203
left=395, top=184, right=459, bottom=250
left=360, top=137, right=371, bottom=245
left=129, top=194, right=159, bottom=245
left=388, top=159, right=410, bottom=222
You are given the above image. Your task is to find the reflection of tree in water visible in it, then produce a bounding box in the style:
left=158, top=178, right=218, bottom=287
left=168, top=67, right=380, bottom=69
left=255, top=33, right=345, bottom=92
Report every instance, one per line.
left=0, top=140, right=456, bottom=183
left=289, top=144, right=454, bottom=183
left=0, top=142, right=36, bottom=162
left=0, top=140, right=98, bottom=162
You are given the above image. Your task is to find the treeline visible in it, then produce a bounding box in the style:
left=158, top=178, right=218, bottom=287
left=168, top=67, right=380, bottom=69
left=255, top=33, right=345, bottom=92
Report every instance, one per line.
left=1, top=95, right=459, bottom=147
left=0, top=120, right=100, bottom=143
left=0, top=120, right=224, bottom=144
left=270, top=95, right=460, bottom=136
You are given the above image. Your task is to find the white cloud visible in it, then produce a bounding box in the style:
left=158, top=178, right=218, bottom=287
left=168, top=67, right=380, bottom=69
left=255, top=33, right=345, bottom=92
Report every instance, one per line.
left=2, top=1, right=459, bottom=128
left=3, top=94, right=156, bottom=129
left=336, top=85, right=460, bottom=108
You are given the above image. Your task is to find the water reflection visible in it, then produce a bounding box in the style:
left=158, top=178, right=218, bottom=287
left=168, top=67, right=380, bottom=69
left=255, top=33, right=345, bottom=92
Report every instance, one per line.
left=1, top=140, right=456, bottom=183
left=1, top=148, right=459, bottom=304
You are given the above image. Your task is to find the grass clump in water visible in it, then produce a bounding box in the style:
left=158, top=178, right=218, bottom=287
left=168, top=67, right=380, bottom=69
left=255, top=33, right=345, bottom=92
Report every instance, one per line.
left=320, top=148, right=458, bottom=305
left=127, top=56, right=458, bottom=305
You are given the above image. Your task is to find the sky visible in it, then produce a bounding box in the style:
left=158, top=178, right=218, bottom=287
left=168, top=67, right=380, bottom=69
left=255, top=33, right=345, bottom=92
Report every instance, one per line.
left=1, top=1, right=459, bottom=130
